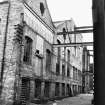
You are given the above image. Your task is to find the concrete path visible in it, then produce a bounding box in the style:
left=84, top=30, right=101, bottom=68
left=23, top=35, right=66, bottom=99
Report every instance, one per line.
left=30, top=94, right=93, bottom=105
left=53, top=94, right=93, bottom=105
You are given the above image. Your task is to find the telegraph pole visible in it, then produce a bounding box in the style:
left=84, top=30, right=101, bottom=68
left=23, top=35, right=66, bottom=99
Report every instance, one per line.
left=92, top=0, right=105, bottom=104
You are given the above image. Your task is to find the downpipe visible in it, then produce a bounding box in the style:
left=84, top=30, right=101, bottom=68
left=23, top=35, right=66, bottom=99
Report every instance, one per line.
left=0, top=1, right=10, bottom=97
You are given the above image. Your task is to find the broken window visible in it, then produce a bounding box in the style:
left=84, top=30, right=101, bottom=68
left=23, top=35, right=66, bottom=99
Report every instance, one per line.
left=23, top=36, right=32, bottom=64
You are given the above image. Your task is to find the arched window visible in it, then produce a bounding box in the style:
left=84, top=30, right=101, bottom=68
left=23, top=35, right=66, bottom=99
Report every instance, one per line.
left=23, top=36, right=33, bottom=64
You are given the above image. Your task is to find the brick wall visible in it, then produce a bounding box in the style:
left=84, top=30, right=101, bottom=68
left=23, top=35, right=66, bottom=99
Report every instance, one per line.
left=25, top=0, right=54, bottom=30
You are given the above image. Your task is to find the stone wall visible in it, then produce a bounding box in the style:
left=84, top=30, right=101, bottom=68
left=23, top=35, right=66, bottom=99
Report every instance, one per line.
left=0, top=1, right=9, bottom=80
left=0, top=0, right=24, bottom=105
left=25, top=0, right=54, bottom=30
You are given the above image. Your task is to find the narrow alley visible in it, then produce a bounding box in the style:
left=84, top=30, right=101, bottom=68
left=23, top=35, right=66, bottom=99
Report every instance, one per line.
left=54, top=94, right=93, bottom=105
left=30, top=93, right=93, bottom=105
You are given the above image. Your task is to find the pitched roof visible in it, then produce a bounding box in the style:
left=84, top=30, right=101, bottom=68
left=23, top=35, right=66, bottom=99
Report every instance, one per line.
left=25, top=0, right=54, bottom=30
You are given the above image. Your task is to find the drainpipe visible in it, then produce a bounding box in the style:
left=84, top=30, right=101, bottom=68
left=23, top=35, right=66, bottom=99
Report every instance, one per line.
left=0, top=2, right=10, bottom=97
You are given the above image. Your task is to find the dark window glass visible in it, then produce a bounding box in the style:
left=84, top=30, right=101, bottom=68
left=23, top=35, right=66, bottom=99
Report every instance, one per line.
left=34, top=79, right=41, bottom=98
left=40, top=2, right=45, bottom=16
left=57, top=40, right=61, bottom=62
left=62, top=83, right=65, bottom=96
left=55, top=82, right=60, bottom=96
left=67, top=65, right=70, bottom=77
left=56, top=63, right=60, bottom=75
left=44, top=82, right=50, bottom=97
left=62, top=64, right=65, bottom=76
left=68, top=50, right=70, bottom=62
left=46, top=49, right=51, bottom=71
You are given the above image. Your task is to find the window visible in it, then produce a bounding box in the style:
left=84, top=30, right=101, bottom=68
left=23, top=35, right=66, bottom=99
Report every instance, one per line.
left=62, top=28, right=66, bottom=40
left=57, top=39, right=61, bottom=62
left=34, top=79, right=41, bottom=98
left=56, top=40, right=61, bottom=75
left=67, top=50, right=70, bottom=62
left=78, top=70, right=81, bottom=81
left=76, top=68, right=77, bottom=80
left=44, top=82, right=50, bottom=97
left=67, top=65, right=70, bottom=77
left=23, top=36, right=32, bottom=64
left=46, top=49, right=51, bottom=71
left=55, top=82, right=60, bottom=96
left=73, top=66, right=76, bottom=80
left=62, top=64, right=65, bottom=76
left=62, top=83, right=65, bottom=96
left=56, top=63, right=60, bottom=75
left=67, top=84, right=70, bottom=96
left=40, top=2, right=45, bottom=16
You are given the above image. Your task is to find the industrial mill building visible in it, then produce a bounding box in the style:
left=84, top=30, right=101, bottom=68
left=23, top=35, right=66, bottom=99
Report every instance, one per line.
left=0, top=0, right=83, bottom=105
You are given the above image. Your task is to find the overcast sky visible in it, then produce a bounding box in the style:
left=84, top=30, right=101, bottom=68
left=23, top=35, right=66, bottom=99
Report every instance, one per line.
left=47, top=0, right=92, bottom=26
left=47, top=0, right=93, bottom=63
left=47, top=0, right=93, bottom=42
left=0, top=0, right=93, bottom=63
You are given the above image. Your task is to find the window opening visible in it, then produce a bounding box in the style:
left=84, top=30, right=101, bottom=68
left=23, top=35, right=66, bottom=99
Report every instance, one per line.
left=40, top=2, right=45, bottom=16
left=23, top=36, right=32, bottom=64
